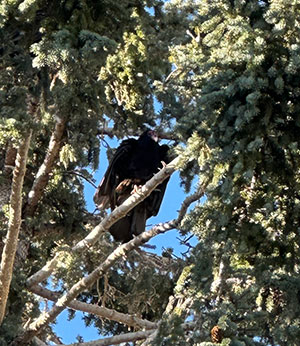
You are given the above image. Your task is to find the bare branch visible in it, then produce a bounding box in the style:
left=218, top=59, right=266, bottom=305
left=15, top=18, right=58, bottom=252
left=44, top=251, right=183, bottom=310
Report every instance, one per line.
left=0, top=131, right=32, bottom=325
left=30, top=284, right=157, bottom=330
left=10, top=157, right=179, bottom=344
left=24, top=116, right=66, bottom=217
left=61, top=329, right=156, bottom=346
left=26, top=156, right=180, bottom=288
left=176, top=182, right=208, bottom=224
left=64, top=170, right=97, bottom=188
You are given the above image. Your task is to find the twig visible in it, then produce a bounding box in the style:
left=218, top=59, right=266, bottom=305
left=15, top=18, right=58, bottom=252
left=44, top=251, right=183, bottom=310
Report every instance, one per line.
left=30, top=284, right=157, bottom=330
left=65, top=170, right=97, bottom=188
left=0, top=131, right=32, bottom=325
left=24, top=116, right=66, bottom=217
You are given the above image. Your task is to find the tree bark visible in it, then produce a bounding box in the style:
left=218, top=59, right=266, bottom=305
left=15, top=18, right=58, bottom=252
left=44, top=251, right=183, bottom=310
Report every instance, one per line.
left=24, top=116, right=66, bottom=217
left=0, top=131, right=32, bottom=325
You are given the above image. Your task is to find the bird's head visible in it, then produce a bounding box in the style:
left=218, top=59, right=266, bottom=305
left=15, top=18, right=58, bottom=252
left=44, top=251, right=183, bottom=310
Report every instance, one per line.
left=146, top=130, right=159, bottom=142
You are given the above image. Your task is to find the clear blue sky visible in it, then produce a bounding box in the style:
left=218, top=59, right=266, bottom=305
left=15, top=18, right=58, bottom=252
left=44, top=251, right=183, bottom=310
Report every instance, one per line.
left=53, top=134, right=198, bottom=344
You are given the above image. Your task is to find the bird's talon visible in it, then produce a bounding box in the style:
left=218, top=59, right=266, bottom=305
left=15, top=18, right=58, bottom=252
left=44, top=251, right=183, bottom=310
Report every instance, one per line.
left=161, top=161, right=167, bottom=168
left=131, top=184, right=142, bottom=194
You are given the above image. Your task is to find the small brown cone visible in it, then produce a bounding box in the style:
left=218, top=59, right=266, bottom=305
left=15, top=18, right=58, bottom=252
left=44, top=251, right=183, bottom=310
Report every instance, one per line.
left=211, top=325, right=223, bottom=343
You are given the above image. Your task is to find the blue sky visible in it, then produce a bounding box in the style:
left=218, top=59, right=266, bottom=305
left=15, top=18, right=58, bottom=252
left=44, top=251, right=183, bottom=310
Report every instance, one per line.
left=52, top=134, right=198, bottom=344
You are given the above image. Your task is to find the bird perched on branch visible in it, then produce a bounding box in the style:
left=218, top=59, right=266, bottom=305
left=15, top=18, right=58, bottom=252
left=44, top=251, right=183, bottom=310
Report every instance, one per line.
left=94, top=129, right=170, bottom=243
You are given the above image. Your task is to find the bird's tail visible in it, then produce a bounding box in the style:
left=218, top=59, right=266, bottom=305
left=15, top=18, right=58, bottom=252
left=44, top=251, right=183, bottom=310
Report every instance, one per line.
left=131, top=204, right=147, bottom=237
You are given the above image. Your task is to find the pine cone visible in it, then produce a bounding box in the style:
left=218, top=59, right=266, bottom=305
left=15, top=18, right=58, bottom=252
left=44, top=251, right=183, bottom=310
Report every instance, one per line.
left=272, top=287, right=284, bottom=308
left=211, top=325, right=223, bottom=343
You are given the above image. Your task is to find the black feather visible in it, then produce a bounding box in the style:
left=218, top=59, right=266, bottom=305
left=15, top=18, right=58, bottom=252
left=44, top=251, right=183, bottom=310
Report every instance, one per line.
left=94, top=130, right=170, bottom=242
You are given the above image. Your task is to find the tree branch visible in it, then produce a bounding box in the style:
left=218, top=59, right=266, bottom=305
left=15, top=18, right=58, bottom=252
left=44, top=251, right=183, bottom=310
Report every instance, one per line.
left=64, top=170, right=97, bottom=188
left=61, top=329, right=156, bottom=346
left=0, top=131, right=32, bottom=325
left=32, top=337, right=48, bottom=346
left=30, top=284, right=157, bottom=330
left=26, top=156, right=180, bottom=288
left=24, top=116, right=66, bottom=217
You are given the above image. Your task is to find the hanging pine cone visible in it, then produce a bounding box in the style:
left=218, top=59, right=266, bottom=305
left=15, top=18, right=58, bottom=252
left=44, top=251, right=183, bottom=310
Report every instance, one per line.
left=211, top=325, right=223, bottom=343
left=272, top=287, right=284, bottom=310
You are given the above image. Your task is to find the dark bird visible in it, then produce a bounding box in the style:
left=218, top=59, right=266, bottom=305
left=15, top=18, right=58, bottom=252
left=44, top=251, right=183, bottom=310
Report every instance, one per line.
left=94, top=130, right=170, bottom=243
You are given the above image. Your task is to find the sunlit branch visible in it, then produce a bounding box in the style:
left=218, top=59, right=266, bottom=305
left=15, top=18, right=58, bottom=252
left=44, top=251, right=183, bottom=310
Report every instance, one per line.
left=19, top=221, right=177, bottom=344
left=30, top=284, right=157, bottom=330
left=0, top=131, right=32, bottom=325
left=24, top=116, right=66, bottom=217
left=61, top=329, right=156, bottom=346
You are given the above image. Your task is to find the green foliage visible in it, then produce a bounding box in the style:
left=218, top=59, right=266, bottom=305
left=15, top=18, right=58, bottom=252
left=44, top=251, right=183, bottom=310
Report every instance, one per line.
left=162, top=0, right=300, bottom=344
left=153, top=315, right=185, bottom=346
left=0, top=268, right=39, bottom=346
left=1, top=0, right=300, bottom=344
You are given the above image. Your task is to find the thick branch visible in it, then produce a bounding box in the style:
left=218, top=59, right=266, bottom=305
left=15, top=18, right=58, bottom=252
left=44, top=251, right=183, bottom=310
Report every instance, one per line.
left=27, top=156, right=180, bottom=288
left=0, top=131, right=32, bottom=325
left=24, top=116, right=66, bottom=217
left=30, top=284, right=157, bottom=330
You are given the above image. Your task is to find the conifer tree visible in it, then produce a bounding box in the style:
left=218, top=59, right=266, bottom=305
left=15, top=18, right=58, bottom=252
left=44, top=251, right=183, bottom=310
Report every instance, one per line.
left=1, top=0, right=300, bottom=345
left=155, top=0, right=300, bottom=344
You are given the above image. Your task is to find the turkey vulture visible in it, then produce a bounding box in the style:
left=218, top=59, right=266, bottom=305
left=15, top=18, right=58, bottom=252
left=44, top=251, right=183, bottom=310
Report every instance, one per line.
left=94, top=130, right=170, bottom=242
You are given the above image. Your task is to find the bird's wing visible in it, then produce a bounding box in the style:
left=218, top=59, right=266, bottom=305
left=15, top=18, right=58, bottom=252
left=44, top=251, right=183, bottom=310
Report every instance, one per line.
left=145, top=178, right=170, bottom=217
left=93, top=138, right=137, bottom=209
